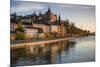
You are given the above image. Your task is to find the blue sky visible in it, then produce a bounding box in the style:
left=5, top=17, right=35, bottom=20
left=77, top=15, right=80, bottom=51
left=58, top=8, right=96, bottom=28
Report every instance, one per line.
left=11, top=0, right=95, bottom=32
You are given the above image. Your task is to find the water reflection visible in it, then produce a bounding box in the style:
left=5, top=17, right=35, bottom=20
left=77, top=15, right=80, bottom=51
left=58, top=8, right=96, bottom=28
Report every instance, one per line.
left=11, top=36, right=95, bottom=66
left=11, top=39, right=76, bottom=66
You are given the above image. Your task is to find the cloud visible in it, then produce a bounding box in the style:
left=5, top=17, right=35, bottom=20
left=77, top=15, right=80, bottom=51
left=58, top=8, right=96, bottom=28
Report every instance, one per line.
left=11, top=1, right=48, bottom=15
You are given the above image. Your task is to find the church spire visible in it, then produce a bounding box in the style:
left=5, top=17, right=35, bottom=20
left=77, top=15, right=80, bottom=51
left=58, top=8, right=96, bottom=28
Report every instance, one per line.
left=48, top=7, right=51, bottom=12
left=47, top=6, right=51, bottom=13
left=46, top=6, right=52, bottom=17
left=39, top=11, right=42, bottom=16
left=33, top=11, right=37, bottom=16
left=58, top=14, right=61, bottom=23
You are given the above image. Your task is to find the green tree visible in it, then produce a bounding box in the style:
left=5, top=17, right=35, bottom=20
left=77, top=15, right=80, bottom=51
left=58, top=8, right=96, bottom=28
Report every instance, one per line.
left=15, top=22, right=25, bottom=40
left=16, top=22, right=24, bottom=32
left=16, top=32, right=26, bottom=40
left=64, top=19, right=70, bottom=34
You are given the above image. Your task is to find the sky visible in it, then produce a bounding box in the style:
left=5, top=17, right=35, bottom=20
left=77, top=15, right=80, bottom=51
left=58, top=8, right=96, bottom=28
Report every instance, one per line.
left=11, top=0, right=95, bottom=32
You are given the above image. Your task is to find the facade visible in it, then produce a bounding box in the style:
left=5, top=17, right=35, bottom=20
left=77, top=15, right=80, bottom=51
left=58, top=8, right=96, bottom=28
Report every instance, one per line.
left=24, top=27, right=38, bottom=38
left=10, top=23, right=17, bottom=33
left=24, top=26, right=43, bottom=38
left=10, top=8, right=67, bottom=39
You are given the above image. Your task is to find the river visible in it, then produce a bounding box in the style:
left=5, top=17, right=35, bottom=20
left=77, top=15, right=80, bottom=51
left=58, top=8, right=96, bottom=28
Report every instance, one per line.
left=11, top=36, right=95, bottom=66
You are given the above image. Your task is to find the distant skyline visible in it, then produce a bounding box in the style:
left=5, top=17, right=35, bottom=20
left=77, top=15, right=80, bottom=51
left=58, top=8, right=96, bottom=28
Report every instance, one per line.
left=11, top=0, right=95, bottom=32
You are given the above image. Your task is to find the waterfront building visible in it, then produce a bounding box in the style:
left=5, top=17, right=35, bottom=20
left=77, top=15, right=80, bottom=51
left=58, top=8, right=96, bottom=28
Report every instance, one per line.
left=10, top=7, right=67, bottom=39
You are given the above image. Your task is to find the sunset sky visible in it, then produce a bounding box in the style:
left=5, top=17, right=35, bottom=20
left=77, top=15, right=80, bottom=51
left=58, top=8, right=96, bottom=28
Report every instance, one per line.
left=11, top=0, right=95, bottom=32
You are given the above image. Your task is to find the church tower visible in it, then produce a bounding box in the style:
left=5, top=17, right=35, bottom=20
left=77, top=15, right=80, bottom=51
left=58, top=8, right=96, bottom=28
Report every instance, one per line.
left=46, top=7, right=52, bottom=16
left=58, top=14, right=61, bottom=23
left=39, top=11, right=42, bottom=16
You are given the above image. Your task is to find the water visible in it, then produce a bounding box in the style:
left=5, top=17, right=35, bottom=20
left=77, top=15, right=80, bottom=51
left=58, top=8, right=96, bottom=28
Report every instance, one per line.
left=11, top=36, right=95, bottom=66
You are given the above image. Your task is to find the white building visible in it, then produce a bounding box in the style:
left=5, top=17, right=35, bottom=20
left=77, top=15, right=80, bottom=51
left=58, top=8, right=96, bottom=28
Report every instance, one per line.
left=10, top=23, right=17, bottom=32
left=24, top=27, right=39, bottom=38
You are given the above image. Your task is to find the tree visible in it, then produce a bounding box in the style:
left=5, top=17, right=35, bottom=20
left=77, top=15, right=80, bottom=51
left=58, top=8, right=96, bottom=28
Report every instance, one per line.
left=16, top=32, right=26, bottom=40
left=15, top=22, right=25, bottom=40
left=16, top=22, right=24, bottom=32
left=64, top=19, right=70, bottom=34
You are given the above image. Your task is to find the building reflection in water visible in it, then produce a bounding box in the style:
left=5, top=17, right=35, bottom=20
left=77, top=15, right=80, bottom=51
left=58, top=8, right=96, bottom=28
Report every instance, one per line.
left=11, top=40, right=76, bottom=66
